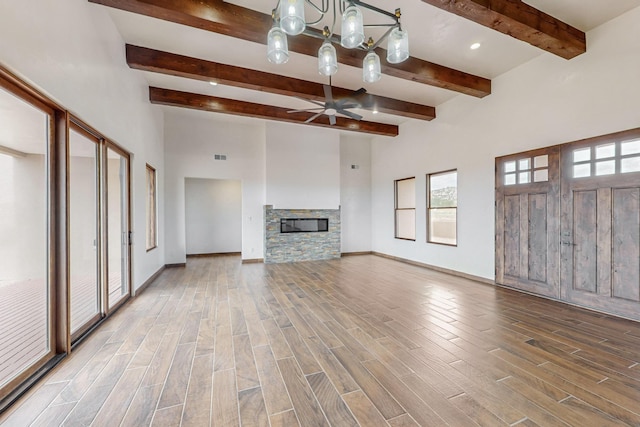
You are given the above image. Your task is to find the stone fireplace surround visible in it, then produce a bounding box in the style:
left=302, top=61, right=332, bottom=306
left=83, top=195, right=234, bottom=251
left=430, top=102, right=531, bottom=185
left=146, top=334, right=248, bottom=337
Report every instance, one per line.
left=264, top=205, right=341, bottom=264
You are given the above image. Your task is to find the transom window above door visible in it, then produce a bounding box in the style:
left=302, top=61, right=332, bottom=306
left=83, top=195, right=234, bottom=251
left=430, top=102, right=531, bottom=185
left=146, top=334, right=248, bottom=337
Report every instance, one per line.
left=572, top=138, right=640, bottom=178
left=504, top=154, right=549, bottom=185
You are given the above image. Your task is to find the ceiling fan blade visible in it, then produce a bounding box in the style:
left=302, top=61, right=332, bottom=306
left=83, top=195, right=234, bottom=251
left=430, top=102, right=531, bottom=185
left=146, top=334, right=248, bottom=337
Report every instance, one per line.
left=335, top=103, right=359, bottom=110
left=305, top=112, right=325, bottom=123
left=323, top=84, right=333, bottom=104
left=294, top=96, right=325, bottom=108
left=337, top=109, right=363, bottom=121
left=329, top=114, right=336, bottom=125
left=287, top=108, right=325, bottom=113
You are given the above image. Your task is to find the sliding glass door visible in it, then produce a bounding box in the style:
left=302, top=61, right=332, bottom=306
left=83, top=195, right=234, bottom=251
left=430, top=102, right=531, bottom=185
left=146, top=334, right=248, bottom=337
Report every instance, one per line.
left=106, top=146, right=129, bottom=309
left=0, top=83, right=54, bottom=399
left=68, top=125, right=100, bottom=337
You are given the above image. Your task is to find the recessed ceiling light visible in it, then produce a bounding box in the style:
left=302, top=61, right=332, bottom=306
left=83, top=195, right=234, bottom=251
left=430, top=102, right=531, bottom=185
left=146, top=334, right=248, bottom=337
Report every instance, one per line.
left=470, top=42, right=481, bottom=50
left=372, top=110, right=379, bottom=114
left=209, top=81, right=218, bottom=86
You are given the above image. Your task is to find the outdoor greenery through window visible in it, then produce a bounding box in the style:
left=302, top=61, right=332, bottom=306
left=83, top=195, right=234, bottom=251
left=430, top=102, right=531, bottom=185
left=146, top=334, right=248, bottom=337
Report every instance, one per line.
left=146, top=164, right=157, bottom=251
left=395, top=177, right=416, bottom=240
left=428, top=170, right=457, bottom=245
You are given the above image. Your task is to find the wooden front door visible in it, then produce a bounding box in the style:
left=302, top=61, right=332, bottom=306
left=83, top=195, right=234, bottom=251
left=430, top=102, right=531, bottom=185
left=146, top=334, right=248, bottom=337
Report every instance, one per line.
left=560, top=131, right=640, bottom=319
left=496, top=128, right=640, bottom=321
left=495, top=146, right=561, bottom=298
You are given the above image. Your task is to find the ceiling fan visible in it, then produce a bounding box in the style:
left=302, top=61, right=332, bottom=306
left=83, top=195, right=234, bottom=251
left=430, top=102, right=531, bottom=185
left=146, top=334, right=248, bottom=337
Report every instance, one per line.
left=288, top=81, right=368, bottom=125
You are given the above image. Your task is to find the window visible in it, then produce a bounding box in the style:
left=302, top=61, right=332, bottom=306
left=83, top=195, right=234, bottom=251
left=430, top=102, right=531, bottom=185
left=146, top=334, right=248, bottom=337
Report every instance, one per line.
left=572, top=138, right=640, bottom=178
left=428, top=170, right=457, bottom=245
left=395, top=177, right=415, bottom=240
left=146, top=164, right=157, bottom=250
left=504, top=154, right=549, bottom=185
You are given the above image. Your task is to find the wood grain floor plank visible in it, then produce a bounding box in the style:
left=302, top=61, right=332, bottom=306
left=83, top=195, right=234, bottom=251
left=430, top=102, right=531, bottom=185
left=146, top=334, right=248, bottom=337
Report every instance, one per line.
left=277, top=357, right=329, bottom=427
left=261, top=318, right=294, bottom=360
left=233, top=334, right=260, bottom=391
left=150, top=404, right=183, bottom=427
left=212, top=368, right=240, bottom=427
left=238, top=386, right=269, bottom=427
left=331, top=346, right=405, bottom=420
left=182, top=354, right=213, bottom=427
left=269, top=409, right=300, bottom=427
left=253, top=345, right=293, bottom=415
left=91, top=366, right=147, bottom=426
left=120, top=384, right=164, bottom=427
left=303, top=335, right=359, bottom=394
left=157, top=342, right=196, bottom=409
left=280, top=326, right=322, bottom=375
left=307, top=371, right=359, bottom=427
left=341, top=390, right=388, bottom=427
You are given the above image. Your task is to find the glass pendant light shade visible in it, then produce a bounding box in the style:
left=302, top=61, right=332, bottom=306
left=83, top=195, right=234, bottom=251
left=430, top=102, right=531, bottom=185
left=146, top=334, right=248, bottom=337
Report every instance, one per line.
left=267, top=26, right=289, bottom=64
left=386, top=27, right=409, bottom=64
left=362, top=51, right=381, bottom=83
left=341, top=4, right=364, bottom=49
left=280, top=0, right=306, bottom=35
left=318, top=41, right=338, bottom=76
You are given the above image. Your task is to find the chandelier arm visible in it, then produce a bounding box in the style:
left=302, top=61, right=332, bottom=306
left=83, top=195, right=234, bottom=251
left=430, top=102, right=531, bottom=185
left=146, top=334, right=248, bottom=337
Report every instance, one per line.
left=369, top=25, right=397, bottom=51
left=350, top=0, right=399, bottom=22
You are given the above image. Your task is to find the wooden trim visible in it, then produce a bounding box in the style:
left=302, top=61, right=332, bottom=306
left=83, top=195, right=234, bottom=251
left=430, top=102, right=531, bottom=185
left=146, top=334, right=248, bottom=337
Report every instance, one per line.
left=89, top=0, right=491, bottom=97
left=149, top=87, right=399, bottom=137
left=187, top=252, right=242, bottom=258
left=241, top=258, right=264, bottom=264
left=340, top=251, right=374, bottom=257
left=420, top=0, right=586, bottom=59
left=371, top=251, right=495, bottom=285
left=166, top=263, right=187, bottom=268
left=126, top=45, right=436, bottom=121
left=134, top=265, right=165, bottom=297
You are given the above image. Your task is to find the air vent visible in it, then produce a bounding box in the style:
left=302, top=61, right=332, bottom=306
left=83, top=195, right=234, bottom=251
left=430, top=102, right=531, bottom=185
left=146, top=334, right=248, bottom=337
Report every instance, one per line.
left=214, top=154, right=227, bottom=160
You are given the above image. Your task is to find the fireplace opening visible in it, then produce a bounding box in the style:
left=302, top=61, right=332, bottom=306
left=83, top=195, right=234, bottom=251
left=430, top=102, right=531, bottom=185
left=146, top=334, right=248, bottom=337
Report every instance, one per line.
left=280, top=218, right=329, bottom=233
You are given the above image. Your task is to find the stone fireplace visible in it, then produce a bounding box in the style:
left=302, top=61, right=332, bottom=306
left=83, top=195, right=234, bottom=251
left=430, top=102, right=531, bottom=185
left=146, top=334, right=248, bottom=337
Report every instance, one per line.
left=264, top=205, right=341, bottom=263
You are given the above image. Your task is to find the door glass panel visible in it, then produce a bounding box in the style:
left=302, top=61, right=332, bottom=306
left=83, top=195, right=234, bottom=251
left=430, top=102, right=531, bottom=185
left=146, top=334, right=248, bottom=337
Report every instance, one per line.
left=595, top=143, right=615, bottom=159
left=534, top=169, right=549, bottom=182
left=573, top=148, right=591, bottom=162
left=518, top=158, right=530, bottom=170
left=595, top=160, right=615, bottom=176
left=504, top=173, right=516, bottom=185
left=621, top=157, right=640, bottom=173
left=621, top=139, right=640, bottom=156
left=573, top=163, right=591, bottom=178
left=69, top=128, right=99, bottom=334
left=504, top=161, right=516, bottom=173
left=0, top=86, right=50, bottom=390
left=107, top=148, right=129, bottom=309
left=534, top=155, right=548, bottom=168
left=519, top=171, right=531, bottom=184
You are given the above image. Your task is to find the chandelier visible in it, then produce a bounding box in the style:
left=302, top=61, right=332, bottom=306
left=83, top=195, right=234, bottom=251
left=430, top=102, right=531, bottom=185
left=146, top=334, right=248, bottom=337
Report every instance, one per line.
left=267, top=0, right=409, bottom=83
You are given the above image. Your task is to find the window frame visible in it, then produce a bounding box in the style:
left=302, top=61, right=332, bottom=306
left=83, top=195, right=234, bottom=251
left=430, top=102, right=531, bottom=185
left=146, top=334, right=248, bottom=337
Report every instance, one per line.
left=427, top=169, right=458, bottom=246
left=145, top=163, right=157, bottom=251
left=394, top=177, right=416, bottom=241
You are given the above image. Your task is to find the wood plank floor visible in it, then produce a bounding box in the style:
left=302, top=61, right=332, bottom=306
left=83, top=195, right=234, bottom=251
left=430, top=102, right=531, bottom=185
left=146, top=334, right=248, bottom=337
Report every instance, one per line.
left=2, top=254, right=640, bottom=426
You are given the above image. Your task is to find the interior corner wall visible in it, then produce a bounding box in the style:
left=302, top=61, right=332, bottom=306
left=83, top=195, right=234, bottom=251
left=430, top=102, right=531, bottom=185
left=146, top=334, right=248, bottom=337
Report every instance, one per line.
left=164, top=112, right=266, bottom=264
left=0, top=0, right=165, bottom=290
left=265, top=122, right=341, bottom=210
left=340, top=135, right=372, bottom=253
left=371, top=7, right=640, bottom=280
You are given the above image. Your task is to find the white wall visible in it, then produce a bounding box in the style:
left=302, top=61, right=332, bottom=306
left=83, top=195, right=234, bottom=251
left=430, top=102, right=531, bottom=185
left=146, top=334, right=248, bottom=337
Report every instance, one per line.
left=0, top=0, right=165, bottom=290
left=265, top=122, right=341, bottom=209
left=185, top=178, right=242, bottom=255
left=340, top=135, right=372, bottom=253
left=164, top=111, right=266, bottom=264
left=371, top=7, right=640, bottom=280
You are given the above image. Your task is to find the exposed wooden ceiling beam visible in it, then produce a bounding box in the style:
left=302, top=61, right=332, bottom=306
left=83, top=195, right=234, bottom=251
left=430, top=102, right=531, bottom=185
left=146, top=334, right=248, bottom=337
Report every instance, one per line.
left=89, top=0, right=491, bottom=98
left=421, top=0, right=586, bottom=59
left=149, top=87, right=399, bottom=137
left=127, top=45, right=436, bottom=121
